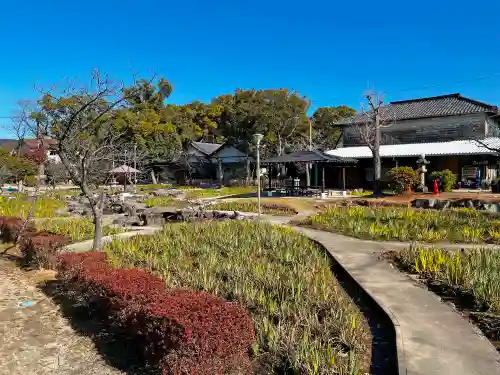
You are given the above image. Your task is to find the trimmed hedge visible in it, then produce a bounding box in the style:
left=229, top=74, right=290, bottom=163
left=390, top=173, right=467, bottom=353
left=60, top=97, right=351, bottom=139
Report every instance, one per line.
left=388, top=166, right=418, bottom=194
left=429, top=169, right=457, bottom=192
left=57, top=252, right=255, bottom=374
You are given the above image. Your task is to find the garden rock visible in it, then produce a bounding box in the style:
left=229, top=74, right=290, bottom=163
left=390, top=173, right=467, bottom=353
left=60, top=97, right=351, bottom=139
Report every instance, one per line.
left=55, top=207, right=69, bottom=216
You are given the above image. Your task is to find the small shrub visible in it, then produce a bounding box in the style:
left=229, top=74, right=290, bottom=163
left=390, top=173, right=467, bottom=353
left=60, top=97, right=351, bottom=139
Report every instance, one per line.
left=56, top=251, right=255, bottom=374
left=21, top=231, right=70, bottom=268
left=429, top=169, right=457, bottom=192
left=0, top=216, right=36, bottom=242
left=23, top=175, right=38, bottom=187
left=388, top=166, right=418, bottom=194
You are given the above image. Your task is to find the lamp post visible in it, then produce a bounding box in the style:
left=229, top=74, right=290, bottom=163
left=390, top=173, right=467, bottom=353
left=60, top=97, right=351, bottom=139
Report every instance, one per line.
left=253, top=133, right=264, bottom=217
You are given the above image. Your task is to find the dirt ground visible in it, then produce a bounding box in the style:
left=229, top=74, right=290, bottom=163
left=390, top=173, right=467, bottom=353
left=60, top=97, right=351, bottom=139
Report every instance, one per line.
left=0, top=251, right=125, bottom=375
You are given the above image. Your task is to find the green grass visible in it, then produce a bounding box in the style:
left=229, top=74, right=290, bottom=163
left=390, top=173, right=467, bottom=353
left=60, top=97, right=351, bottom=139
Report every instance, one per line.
left=209, top=200, right=297, bottom=216
left=0, top=196, right=67, bottom=218
left=137, top=184, right=173, bottom=192
left=184, top=186, right=256, bottom=199
left=394, top=246, right=500, bottom=313
left=141, top=196, right=189, bottom=208
left=303, top=205, right=500, bottom=243
left=44, top=189, right=82, bottom=199
left=348, top=190, right=373, bottom=196
left=36, top=218, right=123, bottom=242
left=103, top=220, right=369, bottom=374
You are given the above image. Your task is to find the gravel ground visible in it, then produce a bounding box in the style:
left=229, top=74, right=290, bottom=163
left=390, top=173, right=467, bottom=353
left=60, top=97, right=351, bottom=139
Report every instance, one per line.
left=0, top=256, right=125, bottom=375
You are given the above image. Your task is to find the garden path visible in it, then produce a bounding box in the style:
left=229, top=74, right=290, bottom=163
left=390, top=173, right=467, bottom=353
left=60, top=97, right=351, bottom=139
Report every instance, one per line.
left=0, top=256, right=124, bottom=375
left=290, top=227, right=500, bottom=375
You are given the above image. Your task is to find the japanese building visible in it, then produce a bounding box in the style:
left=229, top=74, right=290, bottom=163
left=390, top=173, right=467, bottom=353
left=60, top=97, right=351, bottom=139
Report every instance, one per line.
left=327, top=94, right=500, bottom=189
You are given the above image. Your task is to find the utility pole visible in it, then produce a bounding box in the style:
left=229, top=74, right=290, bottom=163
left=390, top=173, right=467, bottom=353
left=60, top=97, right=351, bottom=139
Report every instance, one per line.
left=133, top=143, right=137, bottom=191
left=253, top=133, right=264, bottom=218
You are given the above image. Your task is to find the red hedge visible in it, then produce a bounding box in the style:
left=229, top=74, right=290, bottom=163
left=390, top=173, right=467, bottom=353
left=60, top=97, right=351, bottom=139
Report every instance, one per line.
left=57, top=252, right=255, bottom=374
left=21, top=231, right=70, bottom=268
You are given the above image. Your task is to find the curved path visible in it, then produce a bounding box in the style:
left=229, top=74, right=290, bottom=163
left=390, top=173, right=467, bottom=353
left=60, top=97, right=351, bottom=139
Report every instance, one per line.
left=291, top=227, right=500, bottom=375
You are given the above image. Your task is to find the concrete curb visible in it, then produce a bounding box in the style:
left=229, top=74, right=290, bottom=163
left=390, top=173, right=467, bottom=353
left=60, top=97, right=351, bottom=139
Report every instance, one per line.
left=292, top=228, right=407, bottom=375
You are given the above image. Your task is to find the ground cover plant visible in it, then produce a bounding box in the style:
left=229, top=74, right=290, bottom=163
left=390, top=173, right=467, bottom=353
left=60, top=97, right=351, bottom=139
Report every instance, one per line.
left=137, top=183, right=172, bottom=192
left=184, top=186, right=256, bottom=199
left=209, top=200, right=297, bottom=216
left=0, top=195, right=67, bottom=218
left=56, top=251, right=255, bottom=374
left=103, top=220, right=369, bottom=374
left=141, top=196, right=189, bottom=209
left=390, top=246, right=500, bottom=350
left=35, top=218, right=123, bottom=242
left=303, top=205, right=500, bottom=243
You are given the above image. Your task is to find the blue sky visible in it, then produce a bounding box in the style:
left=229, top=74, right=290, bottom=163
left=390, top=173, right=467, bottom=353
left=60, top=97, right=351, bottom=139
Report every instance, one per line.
left=1, top=0, right=499, bottom=137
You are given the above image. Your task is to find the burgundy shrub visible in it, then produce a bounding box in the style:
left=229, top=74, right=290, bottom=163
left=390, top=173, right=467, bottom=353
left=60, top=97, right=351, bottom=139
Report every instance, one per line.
left=21, top=231, right=70, bottom=268
left=56, top=252, right=256, bottom=375
left=0, top=216, right=36, bottom=242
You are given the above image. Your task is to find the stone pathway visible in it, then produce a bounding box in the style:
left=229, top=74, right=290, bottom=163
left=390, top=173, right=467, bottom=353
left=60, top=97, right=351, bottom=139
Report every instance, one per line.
left=292, top=227, right=500, bottom=375
left=0, top=257, right=124, bottom=375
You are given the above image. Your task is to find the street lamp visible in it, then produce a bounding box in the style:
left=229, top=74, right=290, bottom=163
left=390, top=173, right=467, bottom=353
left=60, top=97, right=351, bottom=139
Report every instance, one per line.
left=253, top=133, right=264, bottom=217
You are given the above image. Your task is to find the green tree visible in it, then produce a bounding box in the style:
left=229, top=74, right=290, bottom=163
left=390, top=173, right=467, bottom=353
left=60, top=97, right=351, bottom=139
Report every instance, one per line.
left=311, top=105, right=356, bottom=150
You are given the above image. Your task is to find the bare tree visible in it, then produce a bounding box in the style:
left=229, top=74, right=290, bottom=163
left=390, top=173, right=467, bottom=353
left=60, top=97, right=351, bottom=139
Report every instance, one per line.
left=353, top=92, right=394, bottom=194
left=34, top=70, right=153, bottom=250
left=10, top=101, right=46, bottom=242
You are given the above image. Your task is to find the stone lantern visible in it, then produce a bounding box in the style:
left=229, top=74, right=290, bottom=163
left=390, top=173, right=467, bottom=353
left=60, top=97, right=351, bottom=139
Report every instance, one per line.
left=416, top=154, right=430, bottom=192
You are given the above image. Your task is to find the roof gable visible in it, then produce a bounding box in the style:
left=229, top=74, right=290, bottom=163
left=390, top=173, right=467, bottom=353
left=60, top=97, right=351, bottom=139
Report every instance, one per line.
left=190, top=141, right=223, bottom=155
left=340, top=94, right=498, bottom=125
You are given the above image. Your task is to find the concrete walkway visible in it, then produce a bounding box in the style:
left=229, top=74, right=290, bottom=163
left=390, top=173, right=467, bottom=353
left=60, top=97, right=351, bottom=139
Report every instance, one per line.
left=293, top=227, right=500, bottom=375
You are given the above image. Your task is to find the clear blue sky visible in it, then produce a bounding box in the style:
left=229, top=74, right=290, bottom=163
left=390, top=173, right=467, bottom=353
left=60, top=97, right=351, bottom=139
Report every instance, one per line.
left=1, top=0, right=499, bottom=137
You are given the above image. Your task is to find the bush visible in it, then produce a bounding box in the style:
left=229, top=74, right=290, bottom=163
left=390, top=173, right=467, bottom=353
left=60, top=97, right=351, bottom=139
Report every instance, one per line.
left=0, top=216, right=36, bottom=242
left=21, top=231, right=70, bottom=268
left=388, top=166, right=418, bottom=194
left=429, top=169, right=457, bottom=192
left=56, top=252, right=255, bottom=374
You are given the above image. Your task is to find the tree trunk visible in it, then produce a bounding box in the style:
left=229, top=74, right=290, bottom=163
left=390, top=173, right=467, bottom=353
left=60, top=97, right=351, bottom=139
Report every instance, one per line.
left=151, top=170, right=157, bottom=184
left=305, top=163, right=311, bottom=187
left=373, top=114, right=382, bottom=195
left=91, top=204, right=103, bottom=250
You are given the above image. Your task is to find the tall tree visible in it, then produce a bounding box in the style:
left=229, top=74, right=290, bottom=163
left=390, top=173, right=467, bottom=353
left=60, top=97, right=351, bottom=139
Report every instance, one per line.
left=213, top=88, right=311, bottom=156
left=311, top=105, right=356, bottom=150
left=35, top=70, right=152, bottom=250
left=353, top=92, right=393, bottom=195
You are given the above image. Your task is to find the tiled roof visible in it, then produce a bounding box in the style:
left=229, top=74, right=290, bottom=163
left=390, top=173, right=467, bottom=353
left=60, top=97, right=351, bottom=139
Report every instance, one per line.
left=339, top=94, right=498, bottom=125
left=326, top=138, right=500, bottom=159
left=190, top=141, right=223, bottom=155
left=262, top=150, right=357, bottom=163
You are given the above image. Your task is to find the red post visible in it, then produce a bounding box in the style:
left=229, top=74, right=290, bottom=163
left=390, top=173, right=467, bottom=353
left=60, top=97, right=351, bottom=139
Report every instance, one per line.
left=433, top=179, right=439, bottom=195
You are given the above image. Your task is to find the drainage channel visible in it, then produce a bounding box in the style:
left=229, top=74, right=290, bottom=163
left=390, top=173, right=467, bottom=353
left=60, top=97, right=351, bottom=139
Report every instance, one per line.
left=328, top=254, right=400, bottom=375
